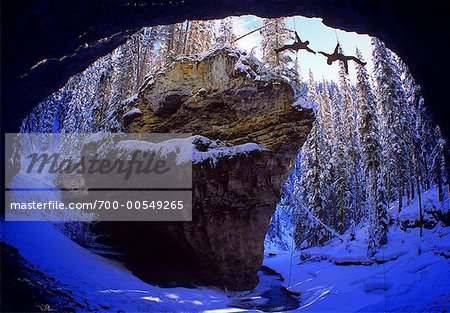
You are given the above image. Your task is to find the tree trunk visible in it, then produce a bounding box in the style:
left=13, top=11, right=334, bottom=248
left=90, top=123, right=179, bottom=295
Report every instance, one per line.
left=175, top=23, right=184, bottom=54
left=182, top=21, right=190, bottom=54
left=417, top=179, right=423, bottom=237
left=386, top=173, right=391, bottom=208
left=135, top=39, right=141, bottom=92
left=414, top=152, right=423, bottom=237
left=436, top=166, right=443, bottom=202
left=423, top=154, right=430, bottom=190
left=406, top=183, right=411, bottom=205
left=354, top=157, right=362, bottom=220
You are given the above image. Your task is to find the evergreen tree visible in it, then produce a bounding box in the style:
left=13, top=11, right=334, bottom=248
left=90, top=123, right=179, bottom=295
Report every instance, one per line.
left=107, top=45, right=132, bottom=117
left=431, top=126, right=448, bottom=202
left=338, top=44, right=362, bottom=222
left=185, top=20, right=215, bottom=54
left=401, top=61, right=435, bottom=193
left=260, top=18, right=291, bottom=71
left=216, top=17, right=236, bottom=48
left=129, top=27, right=160, bottom=91
left=160, top=23, right=185, bottom=59
left=329, top=83, right=352, bottom=233
left=307, top=70, right=320, bottom=109
left=297, top=121, right=328, bottom=246
left=372, top=38, right=408, bottom=213
left=355, top=48, right=388, bottom=251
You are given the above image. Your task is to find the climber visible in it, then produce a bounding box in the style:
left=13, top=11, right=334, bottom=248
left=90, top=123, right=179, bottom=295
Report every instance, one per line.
left=318, top=43, right=366, bottom=74
left=274, top=32, right=316, bottom=55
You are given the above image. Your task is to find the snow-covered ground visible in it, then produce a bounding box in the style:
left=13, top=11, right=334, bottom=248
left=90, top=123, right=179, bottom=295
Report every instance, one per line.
left=1, top=221, right=236, bottom=313
left=3, top=173, right=234, bottom=312
left=265, top=224, right=449, bottom=312
left=265, top=186, right=450, bottom=312
left=2, top=175, right=449, bottom=312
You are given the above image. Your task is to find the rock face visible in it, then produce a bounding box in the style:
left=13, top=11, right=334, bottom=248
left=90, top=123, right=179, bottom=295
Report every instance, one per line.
left=109, top=48, right=313, bottom=290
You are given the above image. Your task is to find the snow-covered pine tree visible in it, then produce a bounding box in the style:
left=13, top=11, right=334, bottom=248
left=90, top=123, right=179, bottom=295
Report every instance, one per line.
left=400, top=61, right=437, bottom=194
left=329, top=82, right=352, bottom=233
left=431, top=126, right=448, bottom=202
left=317, top=80, right=333, bottom=139
left=267, top=153, right=302, bottom=251
left=307, top=70, right=320, bottom=109
left=297, top=121, right=329, bottom=246
left=372, top=38, right=408, bottom=213
left=159, top=23, right=185, bottom=60
left=398, top=59, right=445, bottom=235
left=128, top=27, right=161, bottom=92
left=316, top=81, right=335, bottom=234
left=294, top=73, right=333, bottom=246
left=185, top=20, right=215, bottom=54
left=260, top=18, right=291, bottom=71
left=337, top=44, right=362, bottom=222
left=97, top=45, right=131, bottom=131
left=355, top=48, right=388, bottom=251
left=216, top=17, right=236, bottom=48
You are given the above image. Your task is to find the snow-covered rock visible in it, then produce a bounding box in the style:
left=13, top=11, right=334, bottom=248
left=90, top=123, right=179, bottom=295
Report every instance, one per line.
left=122, top=107, right=142, bottom=119
left=112, top=47, right=315, bottom=291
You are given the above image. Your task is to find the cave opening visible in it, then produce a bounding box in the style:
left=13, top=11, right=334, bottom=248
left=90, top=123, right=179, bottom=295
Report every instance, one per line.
left=94, top=222, right=205, bottom=288
left=13, top=12, right=447, bottom=292
left=2, top=3, right=450, bottom=311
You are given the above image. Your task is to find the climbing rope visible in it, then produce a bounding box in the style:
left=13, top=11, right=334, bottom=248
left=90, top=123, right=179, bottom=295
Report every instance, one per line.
left=293, top=17, right=299, bottom=65
left=286, top=160, right=297, bottom=309
left=232, top=20, right=277, bottom=43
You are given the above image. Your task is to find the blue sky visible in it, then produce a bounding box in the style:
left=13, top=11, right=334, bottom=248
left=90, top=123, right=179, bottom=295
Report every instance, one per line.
left=231, top=15, right=373, bottom=83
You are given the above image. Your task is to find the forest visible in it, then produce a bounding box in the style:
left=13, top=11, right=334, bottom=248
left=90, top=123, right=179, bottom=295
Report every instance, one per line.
left=22, top=17, right=448, bottom=254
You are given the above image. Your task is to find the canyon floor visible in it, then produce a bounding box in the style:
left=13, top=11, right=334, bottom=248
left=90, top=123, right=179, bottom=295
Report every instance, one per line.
left=2, top=183, right=449, bottom=312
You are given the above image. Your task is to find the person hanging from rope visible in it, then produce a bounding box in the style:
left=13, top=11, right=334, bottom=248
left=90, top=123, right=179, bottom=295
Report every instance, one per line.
left=274, top=32, right=316, bottom=55
left=318, top=43, right=366, bottom=74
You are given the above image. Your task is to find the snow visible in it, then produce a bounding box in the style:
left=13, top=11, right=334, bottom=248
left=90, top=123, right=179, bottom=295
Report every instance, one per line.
left=115, top=135, right=265, bottom=166
left=3, top=174, right=449, bottom=312
left=264, top=225, right=449, bottom=312
left=6, top=172, right=95, bottom=222
left=389, top=185, right=449, bottom=229
left=193, top=141, right=263, bottom=166
left=175, top=47, right=274, bottom=83
left=264, top=188, right=450, bottom=312
left=2, top=174, right=230, bottom=312
left=233, top=53, right=260, bottom=80
left=1, top=221, right=232, bottom=312
left=122, top=107, right=142, bottom=119
left=122, top=94, right=139, bottom=106
left=362, top=279, right=393, bottom=292
left=192, top=135, right=264, bottom=166
left=293, top=95, right=316, bottom=110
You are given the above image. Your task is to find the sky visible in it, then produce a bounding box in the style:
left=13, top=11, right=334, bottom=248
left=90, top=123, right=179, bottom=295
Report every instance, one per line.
left=231, top=15, right=373, bottom=83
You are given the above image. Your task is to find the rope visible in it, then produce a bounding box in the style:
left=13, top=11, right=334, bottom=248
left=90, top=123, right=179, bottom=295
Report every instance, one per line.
left=381, top=244, right=387, bottom=312
left=293, top=17, right=298, bottom=34
left=286, top=200, right=296, bottom=310
left=293, top=17, right=299, bottom=71
left=287, top=186, right=296, bottom=290
left=286, top=162, right=297, bottom=309
left=232, top=20, right=277, bottom=43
